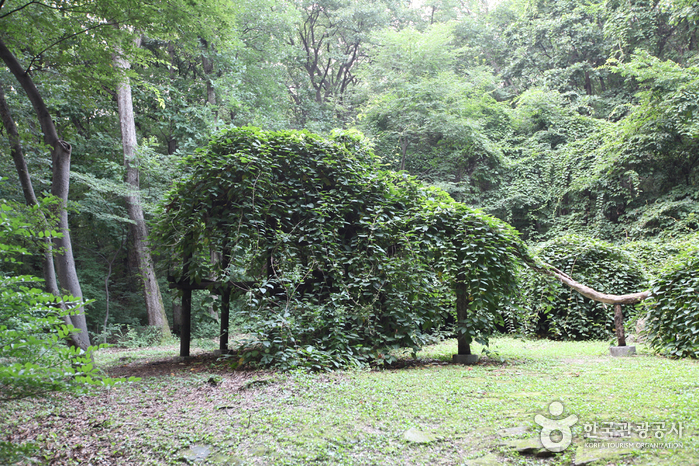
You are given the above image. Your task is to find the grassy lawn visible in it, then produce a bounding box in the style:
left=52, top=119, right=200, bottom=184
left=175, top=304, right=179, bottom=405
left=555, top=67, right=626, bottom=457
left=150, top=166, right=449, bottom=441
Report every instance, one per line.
left=1, top=337, right=697, bottom=465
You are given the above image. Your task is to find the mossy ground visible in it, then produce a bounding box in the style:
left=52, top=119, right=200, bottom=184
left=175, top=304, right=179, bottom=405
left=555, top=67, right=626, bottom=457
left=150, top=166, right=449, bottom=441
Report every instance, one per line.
left=1, top=337, right=696, bottom=465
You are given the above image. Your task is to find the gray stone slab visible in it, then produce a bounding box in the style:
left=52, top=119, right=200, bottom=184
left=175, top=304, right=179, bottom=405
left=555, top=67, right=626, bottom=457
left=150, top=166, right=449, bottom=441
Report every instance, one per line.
left=504, top=438, right=544, bottom=454
left=403, top=427, right=437, bottom=443
left=452, top=354, right=480, bottom=365
left=609, top=346, right=636, bottom=357
left=573, top=444, right=633, bottom=465
left=179, top=444, right=212, bottom=463
left=497, top=426, right=530, bottom=437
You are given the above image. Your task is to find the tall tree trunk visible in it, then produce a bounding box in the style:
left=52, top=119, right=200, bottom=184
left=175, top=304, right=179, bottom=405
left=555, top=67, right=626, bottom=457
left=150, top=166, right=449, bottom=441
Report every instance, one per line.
left=584, top=70, right=592, bottom=95
left=0, top=39, right=91, bottom=349
left=166, top=42, right=179, bottom=154
left=113, top=45, right=171, bottom=338
left=200, top=38, right=219, bottom=133
left=399, top=135, right=409, bottom=172
left=172, top=298, right=183, bottom=336
left=208, top=249, right=220, bottom=322
left=201, top=49, right=216, bottom=106
left=0, top=84, right=86, bottom=347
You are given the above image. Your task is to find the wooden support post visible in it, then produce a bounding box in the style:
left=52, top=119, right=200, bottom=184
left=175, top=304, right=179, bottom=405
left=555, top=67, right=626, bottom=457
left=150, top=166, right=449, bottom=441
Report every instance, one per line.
left=220, top=288, right=230, bottom=353
left=456, top=283, right=471, bottom=356
left=181, top=289, right=192, bottom=357
left=452, top=281, right=479, bottom=364
left=457, top=337, right=471, bottom=356
left=180, top=249, right=193, bottom=358
left=614, top=303, right=626, bottom=347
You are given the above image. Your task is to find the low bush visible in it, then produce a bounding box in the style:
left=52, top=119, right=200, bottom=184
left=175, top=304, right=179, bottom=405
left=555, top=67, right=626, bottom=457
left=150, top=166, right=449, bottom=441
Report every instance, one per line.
left=622, top=233, right=699, bottom=280
left=644, top=253, right=699, bottom=358
left=0, top=200, right=123, bottom=402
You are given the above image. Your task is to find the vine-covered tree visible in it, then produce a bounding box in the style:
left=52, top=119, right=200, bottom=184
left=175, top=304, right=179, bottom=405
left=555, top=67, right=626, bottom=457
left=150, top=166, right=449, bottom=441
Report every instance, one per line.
left=152, top=128, right=523, bottom=369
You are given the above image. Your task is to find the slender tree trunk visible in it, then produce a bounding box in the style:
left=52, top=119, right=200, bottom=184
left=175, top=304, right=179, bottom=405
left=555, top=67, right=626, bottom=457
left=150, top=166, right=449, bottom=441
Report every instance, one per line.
left=113, top=45, right=171, bottom=338
left=0, top=84, right=82, bottom=342
left=202, top=52, right=218, bottom=131
left=200, top=38, right=219, bottom=134
left=208, top=249, right=220, bottom=321
left=0, top=86, right=37, bottom=206
left=399, top=135, right=409, bottom=172
left=201, top=48, right=216, bottom=107
left=584, top=70, right=592, bottom=95
left=0, top=38, right=91, bottom=349
left=166, top=42, right=179, bottom=154
left=172, top=298, right=183, bottom=336
left=101, top=233, right=125, bottom=344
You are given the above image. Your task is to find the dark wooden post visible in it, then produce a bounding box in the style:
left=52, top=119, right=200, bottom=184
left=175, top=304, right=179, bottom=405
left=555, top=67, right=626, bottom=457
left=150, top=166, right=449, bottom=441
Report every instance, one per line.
left=181, top=289, right=192, bottom=357
left=452, top=281, right=479, bottom=364
left=456, top=283, right=471, bottom=356
left=220, top=288, right=230, bottom=353
left=180, top=248, right=193, bottom=358
left=614, top=303, right=626, bottom=347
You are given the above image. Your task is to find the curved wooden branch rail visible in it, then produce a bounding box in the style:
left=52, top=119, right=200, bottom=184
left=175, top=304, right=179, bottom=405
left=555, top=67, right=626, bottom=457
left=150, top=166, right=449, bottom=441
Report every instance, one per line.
left=541, top=264, right=650, bottom=305
left=528, top=260, right=651, bottom=347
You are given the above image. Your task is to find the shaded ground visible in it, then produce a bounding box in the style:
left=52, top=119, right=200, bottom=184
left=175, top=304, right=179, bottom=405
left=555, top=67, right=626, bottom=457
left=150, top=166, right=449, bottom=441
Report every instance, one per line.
left=105, top=352, right=501, bottom=379
left=1, top=338, right=696, bottom=465
left=106, top=351, right=238, bottom=379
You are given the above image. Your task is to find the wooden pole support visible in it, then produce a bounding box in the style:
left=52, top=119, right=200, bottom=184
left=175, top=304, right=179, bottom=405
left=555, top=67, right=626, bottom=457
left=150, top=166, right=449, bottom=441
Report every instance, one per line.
left=220, top=289, right=230, bottom=353
left=614, top=303, right=626, bottom=347
left=181, top=289, right=192, bottom=357
left=180, top=249, right=193, bottom=358
left=455, top=282, right=472, bottom=356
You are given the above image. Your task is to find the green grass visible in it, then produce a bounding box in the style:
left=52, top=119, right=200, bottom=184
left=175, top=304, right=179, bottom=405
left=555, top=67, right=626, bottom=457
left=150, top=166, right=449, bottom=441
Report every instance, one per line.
left=1, top=337, right=697, bottom=465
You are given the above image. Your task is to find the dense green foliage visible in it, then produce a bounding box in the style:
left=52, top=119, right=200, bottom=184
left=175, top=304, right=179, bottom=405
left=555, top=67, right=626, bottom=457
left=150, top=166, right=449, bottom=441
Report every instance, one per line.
left=0, top=200, right=118, bottom=401
left=2, top=0, right=699, bottom=362
left=514, top=235, right=647, bottom=340
left=153, top=128, right=522, bottom=369
left=645, top=253, right=699, bottom=358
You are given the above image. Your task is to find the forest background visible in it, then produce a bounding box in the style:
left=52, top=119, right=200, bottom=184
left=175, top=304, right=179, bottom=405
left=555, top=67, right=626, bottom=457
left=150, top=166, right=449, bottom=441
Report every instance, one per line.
left=1, top=0, right=698, bottom=354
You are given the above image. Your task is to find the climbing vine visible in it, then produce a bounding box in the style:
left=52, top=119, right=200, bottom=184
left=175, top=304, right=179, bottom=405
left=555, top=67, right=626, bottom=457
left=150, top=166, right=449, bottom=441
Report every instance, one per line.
left=152, top=128, right=523, bottom=369
left=644, top=252, right=699, bottom=358
left=512, top=235, right=648, bottom=340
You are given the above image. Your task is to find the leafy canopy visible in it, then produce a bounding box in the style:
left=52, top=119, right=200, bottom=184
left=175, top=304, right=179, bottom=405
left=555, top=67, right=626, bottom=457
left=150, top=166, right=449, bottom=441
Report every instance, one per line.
left=152, top=128, right=523, bottom=369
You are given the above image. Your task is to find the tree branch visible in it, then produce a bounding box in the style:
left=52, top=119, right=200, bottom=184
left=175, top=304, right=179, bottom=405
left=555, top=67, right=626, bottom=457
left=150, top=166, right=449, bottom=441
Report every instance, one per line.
left=26, top=21, right=119, bottom=73
left=0, top=0, right=62, bottom=20
left=0, top=37, right=58, bottom=146
left=528, top=260, right=650, bottom=305
left=0, top=84, right=38, bottom=205
left=0, top=0, right=96, bottom=19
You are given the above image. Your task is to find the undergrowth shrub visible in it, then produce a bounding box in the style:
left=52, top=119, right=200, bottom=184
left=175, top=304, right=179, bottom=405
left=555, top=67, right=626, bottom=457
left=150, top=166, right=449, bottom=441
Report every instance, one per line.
left=0, top=200, right=134, bottom=400
left=644, top=253, right=699, bottom=358
left=513, top=234, right=647, bottom=340
left=112, top=325, right=164, bottom=348
left=622, top=233, right=699, bottom=280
